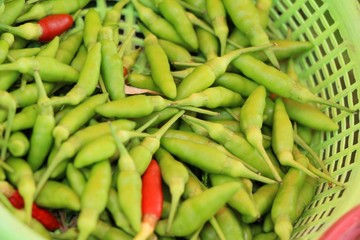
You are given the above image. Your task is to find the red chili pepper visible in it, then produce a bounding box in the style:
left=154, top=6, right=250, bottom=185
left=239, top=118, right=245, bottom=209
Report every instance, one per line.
left=123, top=66, right=128, bottom=77
left=0, top=14, right=73, bottom=42
left=135, top=159, right=163, bottom=240
left=8, top=191, right=61, bottom=231
left=38, top=14, right=74, bottom=42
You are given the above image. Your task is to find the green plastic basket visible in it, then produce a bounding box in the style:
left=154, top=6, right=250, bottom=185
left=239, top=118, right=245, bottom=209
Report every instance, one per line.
left=0, top=0, right=360, bottom=239
left=268, top=0, right=360, bottom=239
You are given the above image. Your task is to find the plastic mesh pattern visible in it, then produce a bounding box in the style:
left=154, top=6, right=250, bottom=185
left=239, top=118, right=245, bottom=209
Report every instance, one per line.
left=270, top=0, right=360, bottom=239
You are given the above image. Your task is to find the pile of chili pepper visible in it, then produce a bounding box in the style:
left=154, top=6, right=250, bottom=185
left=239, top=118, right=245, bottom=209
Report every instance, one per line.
left=0, top=0, right=358, bottom=240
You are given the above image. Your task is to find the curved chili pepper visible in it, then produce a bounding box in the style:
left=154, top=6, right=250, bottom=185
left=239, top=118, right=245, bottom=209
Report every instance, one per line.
left=0, top=14, right=73, bottom=42
left=8, top=191, right=61, bottom=231
left=134, top=159, right=163, bottom=240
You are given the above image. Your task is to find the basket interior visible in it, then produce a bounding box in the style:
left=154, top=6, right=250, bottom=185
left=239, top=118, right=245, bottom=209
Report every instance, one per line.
left=114, top=0, right=360, bottom=238
left=267, top=0, right=360, bottom=239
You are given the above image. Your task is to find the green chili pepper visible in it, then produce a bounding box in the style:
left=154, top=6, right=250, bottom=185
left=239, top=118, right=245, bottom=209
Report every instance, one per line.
left=196, top=27, right=219, bottom=61
left=15, top=0, right=91, bottom=23
left=0, top=56, right=79, bottom=83
left=0, top=105, right=37, bottom=134
left=205, top=0, right=228, bottom=56
left=0, top=0, right=24, bottom=25
left=96, top=94, right=172, bottom=119
left=199, top=222, right=221, bottom=240
left=7, top=48, right=42, bottom=60
left=158, top=39, right=199, bottom=67
left=232, top=54, right=355, bottom=113
left=126, top=73, right=161, bottom=92
left=35, top=119, right=135, bottom=197
left=294, top=176, right=318, bottom=220
left=214, top=207, right=245, bottom=240
left=83, top=8, right=103, bottom=50
left=242, top=183, right=279, bottom=224
left=27, top=70, right=56, bottom=171
left=46, top=42, right=102, bottom=106
left=103, top=0, right=130, bottom=45
left=176, top=44, right=272, bottom=100
left=6, top=157, right=36, bottom=224
left=251, top=39, right=313, bottom=62
left=129, top=110, right=185, bottom=174
left=210, top=174, right=259, bottom=219
left=8, top=131, right=30, bottom=157
left=141, top=25, right=177, bottom=99
left=74, top=129, right=150, bottom=169
left=181, top=114, right=280, bottom=179
left=173, top=86, right=244, bottom=109
left=65, top=163, right=86, bottom=197
left=272, top=98, right=318, bottom=178
left=271, top=153, right=308, bottom=240
left=155, top=181, right=241, bottom=237
left=263, top=212, right=274, bottom=233
left=223, top=0, right=279, bottom=68
left=155, top=147, right=189, bottom=232
left=70, top=44, right=87, bottom=71
left=214, top=72, right=259, bottom=97
left=36, top=180, right=81, bottom=211
left=239, top=85, right=282, bottom=181
left=77, top=160, right=112, bottom=240
left=282, top=98, right=339, bottom=131
left=0, top=33, right=14, bottom=64
left=92, top=220, right=133, bottom=240
left=106, top=187, right=135, bottom=235
left=256, top=0, right=273, bottom=29
left=99, top=26, right=128, bottom=100
left=161, top=137, right=276, bottom=184
left=0, top=90, right=16, bottom=162
left=179, top=0, right=206, bottom=15
left=131, top=0, right=189, bottom=49
left=253, top=232, right=278, bottom=240
left=0, top=46, right=43, bottom=91
left=55, top=30, right=84, bottom=64
left=9, top=82, right=57, bottom=108
left=153, top=0, right=198, bottom=50
left=52, top=93, right=109, bottom=147
left=110, top=122, right=142, bottom=233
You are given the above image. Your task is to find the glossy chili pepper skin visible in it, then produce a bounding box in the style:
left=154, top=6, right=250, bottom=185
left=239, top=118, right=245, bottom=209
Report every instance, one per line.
left=155, top=182, right=241, bottom=237
left=0, top=14, right=73, bottom=42
left=45, top=42, right=102, bottom=106
left=161, top=137, right=276, bottom=184
left=155, top=147, right=189, bottom=232
left=131, top=0, right=189, bottom=49
left=210, top=174, right=259, bottom=219
left=77, top=160, right=112, bottom=240
left=52, top=93, right=109, bottom=147
left=134, top=159, right=163, bottom=240
left=242, top=183, right=280, bottom=224
left=8, top=131, right=30, bottom=157
left=239, top=85, right=282, bottom=182
left=95, top=94, right=172, bottom=119
left=35, top=119, right=136, bottom=197
left=154, top=0, right=198, bottom=50
left=271, top=153, right=309, bottom=240
left=0, top=56, right=79, bottom=83
left=7, top=190, right=61, bottom=231
left=27, top=71, right=56, bottom=171
left=99, top=27, right=126, bottom=100
left=36, top=180, right=81, bottom=211
left=0, top=0, right=25, bottom=26
left=175, top=44, right=271, bottom=100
